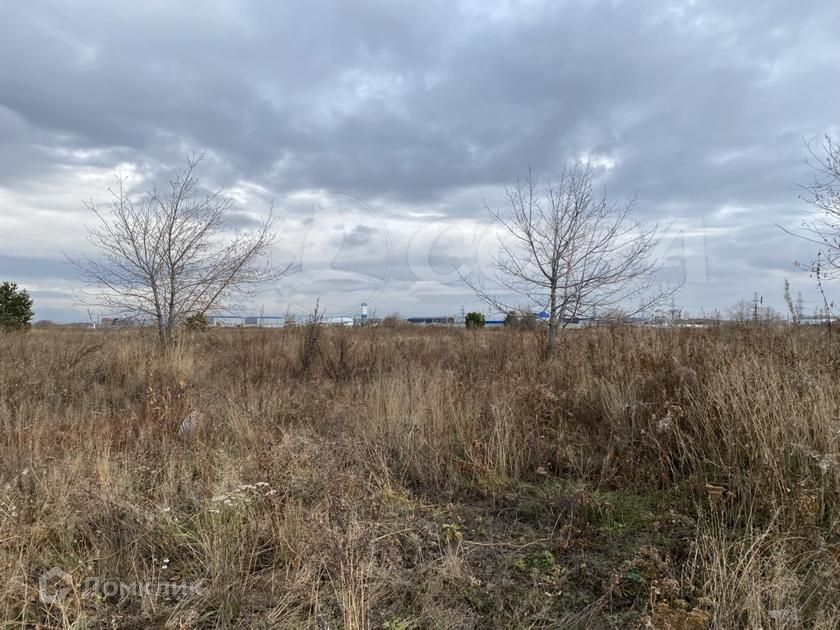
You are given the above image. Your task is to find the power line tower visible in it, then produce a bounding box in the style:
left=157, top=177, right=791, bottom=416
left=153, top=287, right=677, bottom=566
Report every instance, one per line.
left=668, top=296, right=681, bottom=323
left=637, top=296, right=648, bottom=322
left=752, top=292, right=764, bottom=323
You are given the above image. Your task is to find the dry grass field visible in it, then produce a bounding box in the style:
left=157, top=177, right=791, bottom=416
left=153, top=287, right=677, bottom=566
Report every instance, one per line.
left=0, top=324, right=838, bottom=628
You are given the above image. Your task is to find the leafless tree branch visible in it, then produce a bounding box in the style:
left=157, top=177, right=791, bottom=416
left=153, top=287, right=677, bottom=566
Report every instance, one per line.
left=786, top=135, right=840, bottom=290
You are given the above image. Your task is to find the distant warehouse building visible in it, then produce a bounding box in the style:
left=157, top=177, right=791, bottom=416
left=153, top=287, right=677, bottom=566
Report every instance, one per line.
left=406, top=316, right=456, bottom=326
left=206, top=315, right=284, bottom=327
left=100, top=317, right=142, bottom=328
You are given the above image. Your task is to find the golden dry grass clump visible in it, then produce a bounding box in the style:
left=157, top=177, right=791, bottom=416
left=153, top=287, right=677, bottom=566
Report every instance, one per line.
left=0, top=324, right=837, bottom=628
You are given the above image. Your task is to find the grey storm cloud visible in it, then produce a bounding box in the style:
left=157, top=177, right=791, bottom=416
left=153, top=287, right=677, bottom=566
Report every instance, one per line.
left=341, top=225, right=377, bottom=248
left=225, top=211, right=266, bottom=231
left=1, top=0, right=839, bottom=319
left=0, top=255, right=76, bottom=282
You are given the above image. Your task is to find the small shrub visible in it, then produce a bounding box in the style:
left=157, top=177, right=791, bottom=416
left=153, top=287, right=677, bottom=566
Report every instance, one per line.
left=382, top=312, right=404, bottom=328
left=0, top=281, right=33, bottom=332
left=297, top=301, right=323, bottom=378
left=465, top=312, right=485, bottom=329
left=184, top=312, right=209, bottom=331
left=504, top=310, right=537, bottom=329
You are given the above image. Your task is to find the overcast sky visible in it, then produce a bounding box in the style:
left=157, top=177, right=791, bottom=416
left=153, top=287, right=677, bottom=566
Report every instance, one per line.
left=1, top=0, right=838, bottom=321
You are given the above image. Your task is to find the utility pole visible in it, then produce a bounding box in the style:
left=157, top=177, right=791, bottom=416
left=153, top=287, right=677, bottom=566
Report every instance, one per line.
left=669, top=296, right=680, bottom=323
left=638, top=296, right=647, bottom=322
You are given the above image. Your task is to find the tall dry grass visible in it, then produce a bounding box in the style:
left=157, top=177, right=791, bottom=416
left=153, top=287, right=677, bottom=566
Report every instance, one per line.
left=0, top=324, right=837, bottom=627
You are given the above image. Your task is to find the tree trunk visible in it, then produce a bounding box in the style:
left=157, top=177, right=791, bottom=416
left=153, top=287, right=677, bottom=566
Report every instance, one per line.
left=547, top=317, right=557, bottom=353
left=156, top=312, right=171, bottom=348
left=547, top=281, right=558, bottom=354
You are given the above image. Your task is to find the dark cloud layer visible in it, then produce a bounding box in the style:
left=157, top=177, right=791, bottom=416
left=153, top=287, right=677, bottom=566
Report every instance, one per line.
left=0, top=255, right=75, bottom=282
left=1, top=0, right=838, bottom=319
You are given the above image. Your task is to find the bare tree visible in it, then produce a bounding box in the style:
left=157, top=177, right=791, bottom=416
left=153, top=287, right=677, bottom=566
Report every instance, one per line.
left=783, top=135, right=840, bottom=320
left=465, top=162, right=673, bottom=352
left=793, top=136, right=840, bottom=273
left=69, top=156, right=287, bottom=346
left=727, top=299, right=781, bottom=324
left=727, top=300, right=754, bottom=323
left=783, top=278, right=799, bottom=324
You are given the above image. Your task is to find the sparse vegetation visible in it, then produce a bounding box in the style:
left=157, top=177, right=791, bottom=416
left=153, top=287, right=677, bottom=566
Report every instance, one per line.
left=0, top=324, right=838, bottom=628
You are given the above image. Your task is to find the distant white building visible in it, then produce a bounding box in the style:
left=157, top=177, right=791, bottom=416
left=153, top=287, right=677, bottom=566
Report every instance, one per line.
left=206, top=315, right=284, bottom=327
left=324, top=316, right=355, bottom=327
